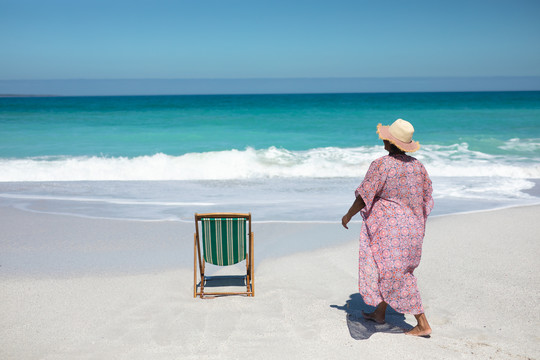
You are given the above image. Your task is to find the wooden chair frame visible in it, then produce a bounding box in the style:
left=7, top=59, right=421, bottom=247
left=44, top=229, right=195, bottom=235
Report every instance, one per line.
left=194, top=213, right=254, bottom=298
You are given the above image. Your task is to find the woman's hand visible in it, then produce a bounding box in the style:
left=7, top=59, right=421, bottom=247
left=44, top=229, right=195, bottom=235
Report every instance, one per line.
left=342, top=214, right=351, bottom=229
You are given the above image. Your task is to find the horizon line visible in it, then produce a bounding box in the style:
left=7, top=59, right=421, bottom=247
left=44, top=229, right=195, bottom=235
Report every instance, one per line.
left=2, top=89, right=540, bottom=99
left=1, top=76, right=539, bottom=96
left=2, top=75, right=540, bottom=81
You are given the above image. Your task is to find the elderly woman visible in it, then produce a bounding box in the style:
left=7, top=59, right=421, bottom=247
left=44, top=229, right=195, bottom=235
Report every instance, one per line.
left=342, top=119, right=434, bottom=337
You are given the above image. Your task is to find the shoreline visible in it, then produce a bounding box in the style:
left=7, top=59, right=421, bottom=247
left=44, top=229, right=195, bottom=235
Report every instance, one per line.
left=2, top=202, right=540, bottom=278
left=1, top=175, right=539, bottom=223
left=1, top=204, right=539, bottom=359
left=1, top=202, right=540, bottom=279
left=2, top=194, right=540, bottom=222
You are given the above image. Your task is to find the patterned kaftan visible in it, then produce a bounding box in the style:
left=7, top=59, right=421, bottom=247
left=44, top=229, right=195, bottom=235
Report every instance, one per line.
left=355, top=154, right=434, bottom=315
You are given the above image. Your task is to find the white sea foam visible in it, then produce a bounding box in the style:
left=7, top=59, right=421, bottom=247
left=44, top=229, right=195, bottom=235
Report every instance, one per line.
left=431, top=177, right=536, bottom=200
left=498, top=138, right=540, bottom=152
left=0, top=144, right=539, bottom=182
left=0, top=193, right=215, bottom=206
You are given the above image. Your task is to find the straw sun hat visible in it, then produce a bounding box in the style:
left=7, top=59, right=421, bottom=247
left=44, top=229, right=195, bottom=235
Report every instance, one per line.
left=377, top=119, right=420, bottom=153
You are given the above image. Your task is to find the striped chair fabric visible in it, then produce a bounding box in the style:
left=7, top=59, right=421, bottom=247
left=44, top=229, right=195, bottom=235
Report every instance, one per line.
left=201, top=217, right=246, bottom=266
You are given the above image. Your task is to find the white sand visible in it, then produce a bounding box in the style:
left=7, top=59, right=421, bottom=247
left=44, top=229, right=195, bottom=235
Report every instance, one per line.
left=1, top=205, right=539, bottom=359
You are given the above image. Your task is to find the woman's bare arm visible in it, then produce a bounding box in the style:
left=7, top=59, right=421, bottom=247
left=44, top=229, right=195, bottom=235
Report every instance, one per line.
left=341, top=195, right=366, bottom=229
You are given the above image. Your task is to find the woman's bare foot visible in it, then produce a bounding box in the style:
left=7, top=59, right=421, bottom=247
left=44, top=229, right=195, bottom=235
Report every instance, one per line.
left=362, top=310, right=386, bottom=324
left=362, top=301, right=387, bottom=324
left=405, top=313, right=431, bottom=337
left=404, top=325, right=432, bottom=337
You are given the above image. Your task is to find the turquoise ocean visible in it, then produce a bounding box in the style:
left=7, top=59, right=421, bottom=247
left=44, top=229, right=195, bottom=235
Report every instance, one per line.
left=1, top=91, right=539, bottom=221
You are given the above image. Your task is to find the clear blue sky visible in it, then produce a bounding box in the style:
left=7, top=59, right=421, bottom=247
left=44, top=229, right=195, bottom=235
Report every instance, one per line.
left=1, top=0, right=539, bottom=81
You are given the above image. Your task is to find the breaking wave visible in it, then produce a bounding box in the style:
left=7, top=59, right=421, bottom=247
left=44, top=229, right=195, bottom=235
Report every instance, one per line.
left=0, top=144, right=539, bottom=182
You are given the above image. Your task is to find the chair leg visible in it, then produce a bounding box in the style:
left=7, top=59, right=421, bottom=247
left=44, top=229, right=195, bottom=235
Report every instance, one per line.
left=200, top=275, right=205, bottom=299
left=200, top=262, right=205, bottom=298
left=194, top=234, right=197, bottom=298
left=246, top=252, right=250, bottom=295
left=250, top=232, right=254, bottom=296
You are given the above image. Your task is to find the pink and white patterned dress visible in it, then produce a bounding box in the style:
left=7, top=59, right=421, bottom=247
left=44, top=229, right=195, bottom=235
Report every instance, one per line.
left=355, top=154, right=434, bottom=315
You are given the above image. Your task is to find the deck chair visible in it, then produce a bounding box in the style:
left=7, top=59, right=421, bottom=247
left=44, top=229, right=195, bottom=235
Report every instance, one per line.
left=194, top=213, right=254, bottom=298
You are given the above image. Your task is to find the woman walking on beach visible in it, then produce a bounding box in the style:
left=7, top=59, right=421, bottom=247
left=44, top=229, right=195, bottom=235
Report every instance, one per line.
left=342, top=119, right=434, bottom=337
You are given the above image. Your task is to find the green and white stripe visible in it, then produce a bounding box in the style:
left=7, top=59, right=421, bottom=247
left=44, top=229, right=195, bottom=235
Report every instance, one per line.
left=201, top=218, right=246, bottom=266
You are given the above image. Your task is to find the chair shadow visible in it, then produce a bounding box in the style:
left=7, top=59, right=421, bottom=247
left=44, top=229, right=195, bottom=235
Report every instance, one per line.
left=203, top=275, right=246, bottom=287
left=330, top=293, right=413, bottom=340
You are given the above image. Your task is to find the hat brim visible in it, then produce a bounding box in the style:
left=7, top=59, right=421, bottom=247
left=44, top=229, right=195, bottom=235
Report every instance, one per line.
left=377, top=123, right=420, bottom=153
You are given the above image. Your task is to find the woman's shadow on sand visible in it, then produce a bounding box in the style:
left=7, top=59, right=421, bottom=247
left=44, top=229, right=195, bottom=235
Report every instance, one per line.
left=331, top=294, right=413, bottom=340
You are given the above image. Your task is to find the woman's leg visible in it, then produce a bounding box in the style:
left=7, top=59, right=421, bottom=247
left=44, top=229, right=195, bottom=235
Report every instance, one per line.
left=362, top=301, right=387, bottom=324
left=405, top=313, right=432, bottom=336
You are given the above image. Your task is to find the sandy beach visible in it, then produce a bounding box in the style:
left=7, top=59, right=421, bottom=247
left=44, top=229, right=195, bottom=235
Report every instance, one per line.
left=1, top=205, right=539, bottom=359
